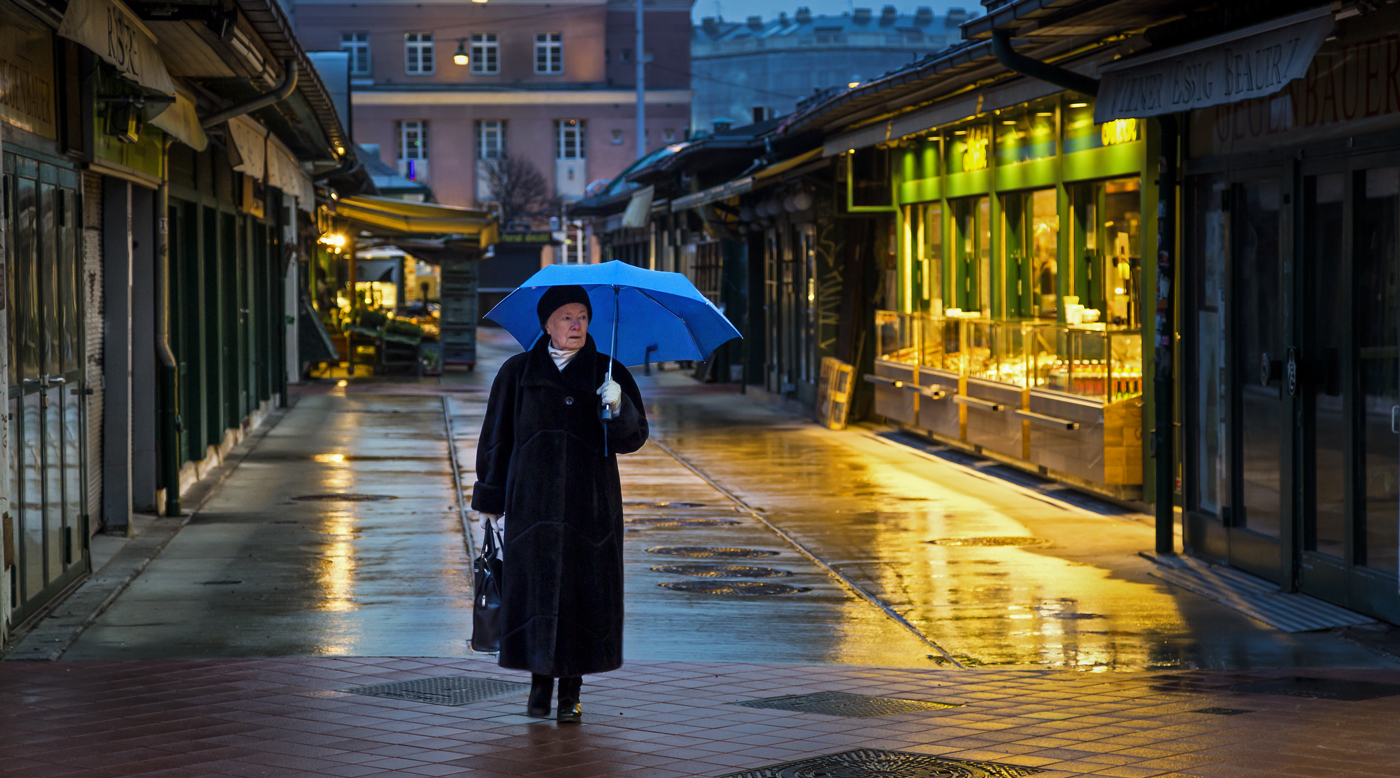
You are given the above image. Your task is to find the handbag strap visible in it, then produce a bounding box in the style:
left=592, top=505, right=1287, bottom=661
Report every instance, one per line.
left=481, top=517, right=504, bottom=558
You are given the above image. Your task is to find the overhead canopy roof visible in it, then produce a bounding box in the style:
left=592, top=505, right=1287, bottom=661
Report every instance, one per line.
left=336, top=196, right=499, bottom=249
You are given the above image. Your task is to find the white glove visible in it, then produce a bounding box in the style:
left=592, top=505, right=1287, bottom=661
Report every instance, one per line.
left=597, top=379, right=622, bottom=412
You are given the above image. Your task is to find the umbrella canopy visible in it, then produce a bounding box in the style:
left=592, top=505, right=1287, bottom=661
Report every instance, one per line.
left=484, top=261, right=740, bottom=367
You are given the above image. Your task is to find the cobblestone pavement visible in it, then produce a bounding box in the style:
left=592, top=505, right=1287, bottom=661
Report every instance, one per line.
left=3, top=656, right=1400, bottom=778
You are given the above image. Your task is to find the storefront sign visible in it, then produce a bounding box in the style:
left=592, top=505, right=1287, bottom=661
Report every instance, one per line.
left=58, top=0, right=175, bottom=96
left=1096, top=8, right=1334, bottom=123
left=499, top=231, right=555, bottom=244
left=0, top=5, right=57, bottom=139
left=1190, top=5, right=1400, bottom=157
left=963, top=127, right=990, bottom=171
left=1100, top=119, right=1139, bottom=146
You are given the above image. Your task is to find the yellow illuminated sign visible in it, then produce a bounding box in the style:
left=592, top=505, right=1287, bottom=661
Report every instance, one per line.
left=1101, top=119, right=1139, bottom=146
left=962, top=127, right=989, bottom=171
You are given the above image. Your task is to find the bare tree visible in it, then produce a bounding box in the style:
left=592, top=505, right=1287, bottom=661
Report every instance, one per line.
left=480, top=154, right=554, bottom=227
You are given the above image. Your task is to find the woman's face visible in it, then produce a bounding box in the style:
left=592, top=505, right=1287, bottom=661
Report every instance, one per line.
left=545, top=303, right=589, bottom=350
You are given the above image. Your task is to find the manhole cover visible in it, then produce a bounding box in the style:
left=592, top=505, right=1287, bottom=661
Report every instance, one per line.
left=344, top=675, right=528, bottom=706
left=646, top=546, right=778, bottom=559
left=1219, top=677, right=1400, bottom=701
left=651, top=564, right=791, bottom=578
left=718, top=748, right=1037, bottom=778
left=626, top=517, right=741, bottom=528
left=1194, top=707, right=1253, bottom=715
left=659, top=581, right=807, bottom=595
left=624, top=501, right=708, bottom=508
left=926, top=537, right=1047, bottom=547
left=733, top=692, right=960, bottom=718
left=292, top=494, right=397, bottom=502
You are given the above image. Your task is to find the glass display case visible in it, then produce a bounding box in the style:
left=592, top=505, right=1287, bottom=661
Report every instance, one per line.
left=876, top=311, right=1143, bottom=403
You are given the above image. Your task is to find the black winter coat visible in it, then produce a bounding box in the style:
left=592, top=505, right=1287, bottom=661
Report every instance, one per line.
left=471, top=334, right=648, bottom=677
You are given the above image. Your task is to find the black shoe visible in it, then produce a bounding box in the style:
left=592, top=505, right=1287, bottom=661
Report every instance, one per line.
left=557, top=677, right=582, bottom=723
left=527, top=674, right=553, bottom=718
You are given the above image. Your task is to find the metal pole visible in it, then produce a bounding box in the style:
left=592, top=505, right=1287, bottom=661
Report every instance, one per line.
left=156, top=138, right=181, bottom=517
left=635, top=0, right=645, bottom=161
left=1154, top=114, right=1178, bottom=556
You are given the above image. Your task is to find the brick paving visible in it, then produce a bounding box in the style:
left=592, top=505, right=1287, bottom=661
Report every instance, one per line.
left=3, top=656, right=1400, bottom=777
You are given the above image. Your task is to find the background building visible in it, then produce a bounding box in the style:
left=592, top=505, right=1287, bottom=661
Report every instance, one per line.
left=690, top=6, right=965, bottom=132
left=293, top=0, right=695, bottom=218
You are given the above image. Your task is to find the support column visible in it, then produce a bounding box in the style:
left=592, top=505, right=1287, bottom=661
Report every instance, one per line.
left=0, top=124, right=12, bottom=643
left=101, top=178, right=133, bottom=534
left=130, top=186, right=157, bottom=513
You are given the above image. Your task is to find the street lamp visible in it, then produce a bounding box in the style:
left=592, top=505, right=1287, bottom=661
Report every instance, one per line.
left=453, top=40, right=470, bottom=66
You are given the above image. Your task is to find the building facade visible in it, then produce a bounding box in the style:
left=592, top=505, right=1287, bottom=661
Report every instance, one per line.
left=293, top=0, right=694, bottom=213
left=691, top=6, right=965, bottom=133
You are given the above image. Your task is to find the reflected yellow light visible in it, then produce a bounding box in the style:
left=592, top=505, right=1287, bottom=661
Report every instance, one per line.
left=314, top=453, right=347, bottom=463
left=337, top=380, right=348, bottom=387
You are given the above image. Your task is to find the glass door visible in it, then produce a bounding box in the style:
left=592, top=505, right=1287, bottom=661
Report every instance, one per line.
left=1230, top=178, right=1288, bottom=581
left=951, top=197, right=989, bottom=315
left=4, top=153, right=86, bottom=624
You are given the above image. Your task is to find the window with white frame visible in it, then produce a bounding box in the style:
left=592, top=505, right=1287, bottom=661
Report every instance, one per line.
left=471, top=33, right=498, bottom=74
left=398, top=120, right=428, bottom=162
left=476, top=120, right=505, bottom=159
left=535, top=32, right=563, bottom=74
left=405, top=33, right=434, bottom=74
left=555, top=119, right=585, bottom=159
left=341, top=32, right=370, bottom=75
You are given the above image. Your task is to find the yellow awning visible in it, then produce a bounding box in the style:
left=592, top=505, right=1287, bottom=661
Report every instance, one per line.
left=336, top=195, right=499, bottom=247
left=753, top=148, right=824, bottom=182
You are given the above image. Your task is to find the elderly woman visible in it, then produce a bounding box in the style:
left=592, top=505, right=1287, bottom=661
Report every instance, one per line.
left=471, top=285, right=649, bottom=723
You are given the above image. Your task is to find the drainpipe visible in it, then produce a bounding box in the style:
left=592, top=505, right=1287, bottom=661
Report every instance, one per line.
left=990, top=30, right=1099, bottom=97
left=156, top=137, right=181, bottom=517
left=200, top=60, right=298, bottom=129
left=990, top=28, right=1177, bottom=554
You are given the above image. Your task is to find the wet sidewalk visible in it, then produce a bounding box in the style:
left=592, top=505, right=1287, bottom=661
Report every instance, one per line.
left=4, top=655, right=1400, bottom=778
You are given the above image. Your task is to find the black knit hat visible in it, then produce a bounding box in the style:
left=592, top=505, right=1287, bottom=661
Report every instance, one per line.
left=536, top=285, right=593, bottom=330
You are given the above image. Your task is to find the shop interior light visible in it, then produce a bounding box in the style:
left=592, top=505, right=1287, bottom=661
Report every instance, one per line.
left=954, top=130, right=967, bottom=135
left=1069, top=102, right=1089, bottom=108
left=847, top=81, right=861, bottom=88
left=1035, top=112, right=1054, bottom=117
left=453, top=40, right=470, bottom=65
left=1002, top=120, right=1017, bottom=125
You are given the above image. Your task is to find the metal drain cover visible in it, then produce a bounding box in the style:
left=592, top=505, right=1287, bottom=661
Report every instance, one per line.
left=651, top=564, right=791, bottom=578
left=292, top=493, right=397, bottom=502
left=646, top=546, right=778, bottom=559
left=718, top=748, right=1038, bottom=778
left=1220, top=677, right=1400, bottom=701
left=926, top=536, right=1046, bottom=547
left=345, top=675, right=528, bottom=706
left=626, top=517, right=741, bottom=528
left=660, top=581, right=807, bottom=595
left=733, top=691, right=960, bottom=718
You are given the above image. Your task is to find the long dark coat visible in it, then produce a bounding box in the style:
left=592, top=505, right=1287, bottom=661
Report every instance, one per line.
left=471, top=333, right=648, bottom=677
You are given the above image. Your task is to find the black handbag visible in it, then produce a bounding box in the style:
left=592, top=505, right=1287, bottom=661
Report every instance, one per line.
left=470, top=518, right=504, bottom=653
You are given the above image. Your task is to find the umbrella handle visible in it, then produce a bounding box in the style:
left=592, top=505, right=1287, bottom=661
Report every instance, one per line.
left=602, top=286, right=619, bottom=421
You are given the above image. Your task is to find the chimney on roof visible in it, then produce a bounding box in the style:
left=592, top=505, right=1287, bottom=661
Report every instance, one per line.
left=701, top=16, right=720, bottom=34
left=779, top=11, right=788, bottom=23
left=945, top=7, right=967, bottom=27
left=852, top=7, right=872, bottom=24
left=747, top=14, right=764, bottom=29
left=914, top=6, right=933, bottom=26
left=879, top=5, right=897, bottom=25
left=795, top=6, right=811, bottom=23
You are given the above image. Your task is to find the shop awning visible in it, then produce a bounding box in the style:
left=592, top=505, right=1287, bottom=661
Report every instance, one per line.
left=753, top=148, right=824, bottom=182
left=671, top=176, right=754, bottom=212
left=621, top=186, right=654, bottom=228
left=336, top=195, right=499, bottom=248
left=147, top=90, right=208, bottom=152
left=1095, top=7, right=1334, bottom=122
left=57, top=0, right=176, bottom=96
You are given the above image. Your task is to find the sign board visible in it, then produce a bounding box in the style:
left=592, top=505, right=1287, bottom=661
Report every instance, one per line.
left=1096, top=8, right=1334, bottom=123
left=498, top=231, right=556, bottom=244
left=58, top=0, right=175, bottom=96
left=815, top=357, right=855, bottom=430
left=1189, top=4, right=1400, bottom=157
left=0, top=5, right=57, bottom=139
left=439, top=257, right=479, bottom=367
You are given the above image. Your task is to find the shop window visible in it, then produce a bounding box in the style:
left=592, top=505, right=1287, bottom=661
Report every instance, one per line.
left=1003, top=189, right=1059, bottom=320
left=1355, top=166, right=1400, bottom=573
left=909, top=202, right=942, bottom=314
left=849, top=146, right=891, bottom=207
left=1304, top=172, right=1346, bottom=558
left=995, top=111, right=1056, bottom=165
left=946, top=125, right=990, bottom=174
left=1188, top=174, right=1228, bottom=518
left=341, top=32, right=370, bottom=76
left=1068, top=178, right=1140, bottom=327
left=405, top=33, right=434, bottom=74
left=471, top=33, right=499, bottom=75
left=950, top=197, right=990, bottom=315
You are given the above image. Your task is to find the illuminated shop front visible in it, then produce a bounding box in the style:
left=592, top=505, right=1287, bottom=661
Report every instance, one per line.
left=869, top=94, right=1154, bottom=500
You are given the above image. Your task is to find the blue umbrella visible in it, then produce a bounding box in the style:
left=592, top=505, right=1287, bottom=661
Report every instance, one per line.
left=483, top=260, right=741, bottom=392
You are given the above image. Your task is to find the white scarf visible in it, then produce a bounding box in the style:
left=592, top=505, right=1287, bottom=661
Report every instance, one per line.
left=549, top=343, right=581, bottom=371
